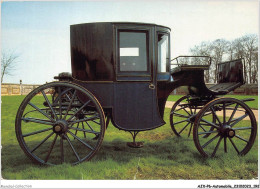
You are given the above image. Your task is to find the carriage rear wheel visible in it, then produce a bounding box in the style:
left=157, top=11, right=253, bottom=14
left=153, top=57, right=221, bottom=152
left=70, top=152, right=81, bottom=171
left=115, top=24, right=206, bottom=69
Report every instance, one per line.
left=193, top=98, right=257, bottom=157
left=15, top=82, right=106, bottom=165
left=170, top=95, right=197, bottom=137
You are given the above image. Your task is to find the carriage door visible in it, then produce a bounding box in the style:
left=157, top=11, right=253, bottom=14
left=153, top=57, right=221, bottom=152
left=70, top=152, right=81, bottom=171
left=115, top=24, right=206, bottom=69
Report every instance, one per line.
left=113, top=25, right=165, bottom=130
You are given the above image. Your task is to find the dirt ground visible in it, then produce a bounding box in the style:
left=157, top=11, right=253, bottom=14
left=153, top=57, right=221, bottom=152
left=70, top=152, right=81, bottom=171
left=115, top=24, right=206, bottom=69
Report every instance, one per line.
left=165, top=101, right=258, bottom=121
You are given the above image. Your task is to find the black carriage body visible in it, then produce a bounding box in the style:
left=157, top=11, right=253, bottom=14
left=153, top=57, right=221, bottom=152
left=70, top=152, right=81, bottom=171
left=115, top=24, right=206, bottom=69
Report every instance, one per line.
left=70, top=22, right=173, bottom=131
left=70, top=22, right=245, bottom=131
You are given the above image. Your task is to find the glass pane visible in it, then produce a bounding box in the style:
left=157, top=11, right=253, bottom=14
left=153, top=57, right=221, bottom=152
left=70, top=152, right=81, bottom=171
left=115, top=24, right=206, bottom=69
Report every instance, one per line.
left=119, top=32, right=148, bottom=72
left=158, top=34, right=169, bottom=72
left=120, top=48, right=139, bottom=56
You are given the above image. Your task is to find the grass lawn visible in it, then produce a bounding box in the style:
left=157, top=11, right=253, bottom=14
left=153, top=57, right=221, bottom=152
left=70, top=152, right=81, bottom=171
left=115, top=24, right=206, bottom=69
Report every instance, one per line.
left=1, top=95, right=258, bottom=180
left=167, top=95, right=258, bottom=109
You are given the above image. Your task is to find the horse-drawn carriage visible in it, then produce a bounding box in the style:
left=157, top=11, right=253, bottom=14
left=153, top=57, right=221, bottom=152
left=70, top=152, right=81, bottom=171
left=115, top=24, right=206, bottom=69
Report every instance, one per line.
left=15, top=22, right=257, bottom=165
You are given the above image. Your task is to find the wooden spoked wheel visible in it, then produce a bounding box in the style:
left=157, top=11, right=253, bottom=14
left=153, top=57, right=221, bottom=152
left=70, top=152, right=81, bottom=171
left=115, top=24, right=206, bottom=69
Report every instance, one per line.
left=193, top=98, right=257, bottom=157
left=15, top=82, right=106, bottom=165
left=170, top=95, right=198, bottom=137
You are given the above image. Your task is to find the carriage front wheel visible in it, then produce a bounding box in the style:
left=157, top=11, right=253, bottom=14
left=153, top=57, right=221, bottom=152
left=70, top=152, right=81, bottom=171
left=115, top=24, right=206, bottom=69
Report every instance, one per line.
left=193, top=98, right=257, bottom=157
left=15, top=82, right=106, bottom=165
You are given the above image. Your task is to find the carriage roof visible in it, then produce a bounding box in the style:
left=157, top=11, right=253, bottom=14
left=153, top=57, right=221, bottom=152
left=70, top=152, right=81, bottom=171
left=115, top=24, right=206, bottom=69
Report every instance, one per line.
left=71, top=22, right=171, bottom=30
left=70, top=22, right=171, bottom=82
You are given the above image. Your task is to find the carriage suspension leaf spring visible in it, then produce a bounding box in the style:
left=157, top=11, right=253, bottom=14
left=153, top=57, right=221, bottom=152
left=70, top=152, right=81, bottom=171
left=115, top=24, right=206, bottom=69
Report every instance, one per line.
left=211, top=98, right=255, bottom=112
left=240, top=98, right=255, bottom=102
left=51, top=102, right=82, bottom=107
left=221, top=98, right=254, bottom=108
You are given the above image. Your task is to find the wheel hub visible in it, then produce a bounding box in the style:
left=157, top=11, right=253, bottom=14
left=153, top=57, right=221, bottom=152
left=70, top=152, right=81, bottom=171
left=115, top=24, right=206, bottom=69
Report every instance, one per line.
left=220, top=125, right=235, bottom=138
left=54, top=125, right=62, bottom=132
left=53, top=120, right=68, bottom=134
left=227, top=129, right=235, bottom=138
left=77, top=113, right=85, bottom=119
left=189, top=114, right=196, bottom=122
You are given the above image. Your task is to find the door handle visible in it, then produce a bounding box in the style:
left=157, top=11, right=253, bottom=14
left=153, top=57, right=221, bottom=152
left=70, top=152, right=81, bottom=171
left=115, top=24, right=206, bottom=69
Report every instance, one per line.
left=149, top=83, right=155, bottom=90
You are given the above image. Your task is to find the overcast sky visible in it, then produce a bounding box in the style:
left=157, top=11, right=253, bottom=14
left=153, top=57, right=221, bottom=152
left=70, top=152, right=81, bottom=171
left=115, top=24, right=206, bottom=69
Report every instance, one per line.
left=1, top=0, right=259, bottom=84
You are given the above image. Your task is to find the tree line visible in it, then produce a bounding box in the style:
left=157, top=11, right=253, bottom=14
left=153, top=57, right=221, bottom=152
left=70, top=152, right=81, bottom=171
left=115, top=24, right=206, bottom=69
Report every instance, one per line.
left=189, top=34, right=258, bottom=84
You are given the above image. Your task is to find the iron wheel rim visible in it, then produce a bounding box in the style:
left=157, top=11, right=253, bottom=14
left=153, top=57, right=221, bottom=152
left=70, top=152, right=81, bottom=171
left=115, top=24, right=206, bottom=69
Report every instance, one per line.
left=170, top=95, right=197, bottom=137
left=15, top=82, right=105, bottom=165
left=193, top=98, right=257, bottom=157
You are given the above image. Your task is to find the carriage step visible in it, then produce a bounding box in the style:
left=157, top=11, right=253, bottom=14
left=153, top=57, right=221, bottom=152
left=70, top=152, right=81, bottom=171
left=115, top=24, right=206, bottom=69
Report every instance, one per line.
left=54, top=72, right=72, bottom=81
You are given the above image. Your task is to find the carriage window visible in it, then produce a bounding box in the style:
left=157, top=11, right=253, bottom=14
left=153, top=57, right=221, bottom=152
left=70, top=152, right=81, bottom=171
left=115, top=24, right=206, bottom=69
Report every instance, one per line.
left=158, top=33, right=169, bottom=72
left=119, top=31, right=148, bottom=72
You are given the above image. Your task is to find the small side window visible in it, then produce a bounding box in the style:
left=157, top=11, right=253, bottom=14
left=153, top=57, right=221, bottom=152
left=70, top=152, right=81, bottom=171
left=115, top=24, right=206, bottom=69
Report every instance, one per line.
left=158, top=33, right=169, bottom=73
left=119, top=31, right=148, bottom=72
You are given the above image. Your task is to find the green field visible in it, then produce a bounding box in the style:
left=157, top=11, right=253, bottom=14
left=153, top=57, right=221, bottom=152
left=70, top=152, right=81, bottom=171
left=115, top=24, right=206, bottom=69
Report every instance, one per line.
left=1, top=95, right=258, bottom=180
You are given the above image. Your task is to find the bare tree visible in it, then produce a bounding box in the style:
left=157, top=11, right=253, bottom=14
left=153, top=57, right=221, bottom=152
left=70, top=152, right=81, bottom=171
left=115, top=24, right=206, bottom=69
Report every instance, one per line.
left=190, top=39, right=229, bottom=83
left=1, top=51, right=19, bottom=83
left=231, top=34, right=258, bottom=84
left=231, top=38, right=244, bottom=59
left=190, top=34, right=258, bottom=84
left=251, top=50, right=258, bottom=83
left=231, top=38, right=247, bottom=83
left=226, top=41, right=234, bottom=61
left=210, top=39, right=229, bottom=83
left=241, top=34, right=258, bottom=84
left=190, top=41, right=212, bottom=82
